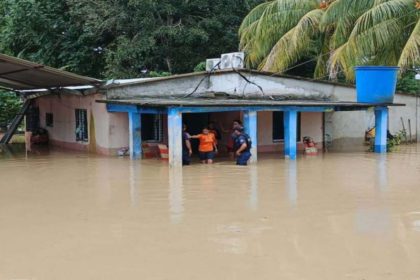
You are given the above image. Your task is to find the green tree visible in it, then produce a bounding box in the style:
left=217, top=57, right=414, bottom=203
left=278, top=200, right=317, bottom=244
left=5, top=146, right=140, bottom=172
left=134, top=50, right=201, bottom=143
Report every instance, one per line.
left=68, top=0, right=263, bottom=78
left=0, top=0, right=105, bottom=77
left=0, top=91, right=22, bottom=130
left=0, top=0, right=263, bottom=79
left=239, top=0, right=420, bottom=81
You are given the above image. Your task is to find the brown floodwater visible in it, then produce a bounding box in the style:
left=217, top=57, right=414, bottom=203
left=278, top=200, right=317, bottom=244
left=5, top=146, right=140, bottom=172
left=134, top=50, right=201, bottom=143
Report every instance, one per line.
left=1, top=144, right=420, bottom=279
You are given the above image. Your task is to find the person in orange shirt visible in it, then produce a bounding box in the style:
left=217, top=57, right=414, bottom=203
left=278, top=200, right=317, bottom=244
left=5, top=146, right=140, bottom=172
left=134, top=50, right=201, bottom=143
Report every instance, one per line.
left=190, top=127, right=218, bottom=164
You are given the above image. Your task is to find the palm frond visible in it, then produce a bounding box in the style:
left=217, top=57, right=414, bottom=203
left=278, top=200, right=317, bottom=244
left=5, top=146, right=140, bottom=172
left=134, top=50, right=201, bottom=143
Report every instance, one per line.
left=320, top=0, right=373, bottom=30
left=239, top=0, right=318, bottom=67
left=329, top=0, right=417, bottom=79
left=328, top=43, right=357, bottom=80
left=398, top=18, right=420, bottom=70
left=262, top=9, right=324, bottom=72
left=239, top=2, right=271, bottom=34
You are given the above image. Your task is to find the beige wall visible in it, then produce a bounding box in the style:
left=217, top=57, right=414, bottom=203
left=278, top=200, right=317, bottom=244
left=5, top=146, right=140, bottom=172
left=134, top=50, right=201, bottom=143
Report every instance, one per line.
left=207, top=111, right=322, bottom=153
left=257, top=111, right=323, bottom=152
left=36, top=94, right=129, bottom=155
left=325, top=93, right=420, bottom=151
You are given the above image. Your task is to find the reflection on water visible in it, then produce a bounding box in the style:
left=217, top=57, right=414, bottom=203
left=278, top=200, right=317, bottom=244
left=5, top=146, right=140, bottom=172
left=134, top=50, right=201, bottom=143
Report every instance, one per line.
left=129, top=161, right=139, bottom=208
left=1, top=144, right=420, bottom=279
left=169, top=167, right=184, bottom=224
left=286, top=160, right=298, bottom=206
left=248, top=165, right=258, bottom=211
left=376, top=153, right=388, bottom=191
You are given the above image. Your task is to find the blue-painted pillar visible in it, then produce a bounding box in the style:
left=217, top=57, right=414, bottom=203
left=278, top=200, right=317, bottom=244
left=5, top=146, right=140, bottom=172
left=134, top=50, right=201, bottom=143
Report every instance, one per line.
left=374, top=107, right=388, bottom=153
left=128, top=112, right=142, bottom=159
left=284, top=110, right=298, bottom=159
left=167, top=108, right=183, bottom=167
left=243, top=109, right=258, bottom=163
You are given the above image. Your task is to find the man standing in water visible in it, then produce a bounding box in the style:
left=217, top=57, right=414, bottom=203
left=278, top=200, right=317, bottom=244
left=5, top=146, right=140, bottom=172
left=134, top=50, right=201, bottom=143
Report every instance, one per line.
left=233, top=127, right=252, bottom=166
left=182, top=124, right=192, bottom=166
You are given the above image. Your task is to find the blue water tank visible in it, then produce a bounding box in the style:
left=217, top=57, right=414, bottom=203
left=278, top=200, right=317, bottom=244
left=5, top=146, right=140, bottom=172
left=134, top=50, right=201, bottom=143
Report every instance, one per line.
left=354, top=66, right=399, bottom=103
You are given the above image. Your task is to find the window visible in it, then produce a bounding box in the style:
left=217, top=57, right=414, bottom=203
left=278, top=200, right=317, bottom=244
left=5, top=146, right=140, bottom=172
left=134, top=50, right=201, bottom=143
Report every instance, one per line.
left=75, top=109, right=88, bottom=142
left=141, top=114, right=163, bottom=142
left=272, top=112, right=301, bottom=142
left=46, top=113, right=53, bottom=127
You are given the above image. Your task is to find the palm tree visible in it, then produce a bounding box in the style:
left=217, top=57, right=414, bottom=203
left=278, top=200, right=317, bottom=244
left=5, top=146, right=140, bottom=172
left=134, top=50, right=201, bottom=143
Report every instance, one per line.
left=239, top=0, right=420, bottom=81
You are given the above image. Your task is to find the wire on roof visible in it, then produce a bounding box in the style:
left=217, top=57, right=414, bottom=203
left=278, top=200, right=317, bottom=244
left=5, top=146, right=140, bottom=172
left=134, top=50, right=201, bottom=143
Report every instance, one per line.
left=183, top=61, right=221, bottom=98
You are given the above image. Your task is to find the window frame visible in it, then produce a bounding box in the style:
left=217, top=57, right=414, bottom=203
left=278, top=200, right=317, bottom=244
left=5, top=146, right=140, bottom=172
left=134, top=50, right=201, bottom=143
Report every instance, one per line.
left=272, top=111, right=302, bottom=142
left=141, top=113, right=164, bottom=142
left=45, top=112, right=54, bottom=127
left=75, top=109, right=88, bottom=142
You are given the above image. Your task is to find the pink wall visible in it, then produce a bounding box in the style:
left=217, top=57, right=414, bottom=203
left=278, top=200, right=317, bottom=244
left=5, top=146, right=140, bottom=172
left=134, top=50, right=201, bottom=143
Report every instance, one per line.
left=35, top=94, right=129, bottom=155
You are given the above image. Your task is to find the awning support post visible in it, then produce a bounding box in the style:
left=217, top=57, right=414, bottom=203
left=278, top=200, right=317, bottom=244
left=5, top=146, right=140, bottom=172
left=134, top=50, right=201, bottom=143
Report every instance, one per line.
left=243, top=109, right=258, bottom=163
left=168, top=108, right=183, bottom=167
left=128, top=112, right=142, bottom=159
left=284, top=110, right=298, bottom=160
left=374, top=107, right=388, bottom=153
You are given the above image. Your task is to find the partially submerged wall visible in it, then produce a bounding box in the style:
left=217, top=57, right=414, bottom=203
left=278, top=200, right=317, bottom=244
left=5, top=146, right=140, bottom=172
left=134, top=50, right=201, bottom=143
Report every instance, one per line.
left=325, top=88, right=419, bottom=151
left=207, top=111, right=323, bottom=153
left=35, top=94, right=129, bottom=155
left=34, top=71, right=420, bottom=155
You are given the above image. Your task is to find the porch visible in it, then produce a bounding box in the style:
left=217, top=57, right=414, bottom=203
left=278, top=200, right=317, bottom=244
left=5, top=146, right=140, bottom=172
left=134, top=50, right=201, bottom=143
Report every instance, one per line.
left=101, top=98, right=401, bottom=167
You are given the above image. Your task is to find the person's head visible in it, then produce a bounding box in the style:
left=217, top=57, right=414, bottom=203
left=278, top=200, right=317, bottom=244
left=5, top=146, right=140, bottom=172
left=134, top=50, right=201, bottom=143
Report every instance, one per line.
left=208, top=121, right=215, bottom=129
left=183, top=124, right=187, bottom=131
left=233, top=120, right=242, bottom=129
left=202, top=127, right=209, bottom=134
left=233, top=126, right=244, bottom=136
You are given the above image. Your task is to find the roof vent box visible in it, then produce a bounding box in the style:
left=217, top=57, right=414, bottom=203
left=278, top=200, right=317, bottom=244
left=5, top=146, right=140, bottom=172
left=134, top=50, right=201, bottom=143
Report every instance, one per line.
left=220, top=52, right=244, bottom=70
left=205, top=58, right=221, bottom=72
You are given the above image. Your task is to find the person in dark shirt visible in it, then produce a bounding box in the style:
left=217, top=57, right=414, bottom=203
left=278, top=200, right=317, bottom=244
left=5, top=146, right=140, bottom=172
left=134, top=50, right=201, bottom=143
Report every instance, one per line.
left=220, top=119, right=243, bottom=159
left=182, top=124, right=192, bottom=166
left=233, top=127, right=252, bottom=166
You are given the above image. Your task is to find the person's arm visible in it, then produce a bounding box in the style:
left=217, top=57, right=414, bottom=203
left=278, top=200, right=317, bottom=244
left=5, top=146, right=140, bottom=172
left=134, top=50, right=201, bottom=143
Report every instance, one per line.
left=212, top=135, right=218, bottom=153
left=215, top=128, right=222, bottom=140
left=185, top=139, right=193, bottom=155
left=189, top=134, right=200, bottom=139
left=236, top=143, right=247, bottom=155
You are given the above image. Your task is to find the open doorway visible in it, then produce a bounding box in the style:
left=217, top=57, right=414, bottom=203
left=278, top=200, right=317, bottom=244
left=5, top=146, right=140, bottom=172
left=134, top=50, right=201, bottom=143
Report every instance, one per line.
left=183, top=111, right=241, bottom=155
left=183, top=113, right=210, bottom=153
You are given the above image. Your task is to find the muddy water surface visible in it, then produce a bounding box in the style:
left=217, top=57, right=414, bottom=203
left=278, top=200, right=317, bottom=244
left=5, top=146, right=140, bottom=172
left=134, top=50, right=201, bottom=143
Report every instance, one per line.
left=1, top=145, right=420, bottom=279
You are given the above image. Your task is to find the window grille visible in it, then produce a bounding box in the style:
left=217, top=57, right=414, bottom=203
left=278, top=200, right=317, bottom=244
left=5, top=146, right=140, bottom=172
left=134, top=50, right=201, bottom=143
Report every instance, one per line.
left=46, top=113, right=53, bottom=127
left=75, top=109, right=88, bottom=142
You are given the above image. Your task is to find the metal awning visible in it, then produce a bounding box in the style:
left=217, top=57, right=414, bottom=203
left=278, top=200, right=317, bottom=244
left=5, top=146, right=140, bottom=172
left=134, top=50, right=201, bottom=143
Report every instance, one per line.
left=0, top=53, right=102, bottom=90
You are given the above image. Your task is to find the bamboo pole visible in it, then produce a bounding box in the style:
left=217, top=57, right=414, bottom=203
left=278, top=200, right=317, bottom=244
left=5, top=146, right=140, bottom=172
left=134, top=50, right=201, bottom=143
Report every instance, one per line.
left=408, top=119, right=412, bottom=143
left=401, top=117, right=408, bottom=144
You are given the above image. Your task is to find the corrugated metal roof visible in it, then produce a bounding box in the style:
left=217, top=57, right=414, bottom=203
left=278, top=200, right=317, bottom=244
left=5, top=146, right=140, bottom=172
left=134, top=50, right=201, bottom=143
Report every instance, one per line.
left=0, top=53, right=102, bottom=90
left=98, top=97, right=404, bottom=108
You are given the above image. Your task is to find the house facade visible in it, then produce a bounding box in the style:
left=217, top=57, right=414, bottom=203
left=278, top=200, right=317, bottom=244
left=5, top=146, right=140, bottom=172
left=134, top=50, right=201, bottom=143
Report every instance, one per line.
left=29, top=70, right=418, bottom=165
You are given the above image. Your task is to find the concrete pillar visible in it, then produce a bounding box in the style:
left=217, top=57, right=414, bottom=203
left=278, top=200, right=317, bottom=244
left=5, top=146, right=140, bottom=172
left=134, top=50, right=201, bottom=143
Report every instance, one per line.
left=243, top=109, right=258, bottom=163
left=167, top=108, right=183, bottom=167
left=374, top=107, right=388, bottom=153
left=284, top=110, right=298, bottom=159
left=128, top=112, right=142, bottom=159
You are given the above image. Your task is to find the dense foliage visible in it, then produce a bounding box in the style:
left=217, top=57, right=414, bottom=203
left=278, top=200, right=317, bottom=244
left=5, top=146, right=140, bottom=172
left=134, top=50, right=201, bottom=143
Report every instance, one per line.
left=239, top=0, right=420, bottom=82
left=0, top=92, right=22, bottom=130
left=0, top=0, right=262, bottom=79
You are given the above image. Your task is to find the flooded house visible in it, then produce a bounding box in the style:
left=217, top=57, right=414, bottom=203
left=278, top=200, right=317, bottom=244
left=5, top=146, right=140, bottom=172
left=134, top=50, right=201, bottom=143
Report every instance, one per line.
left=1, top=53, right=418, bottom=166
